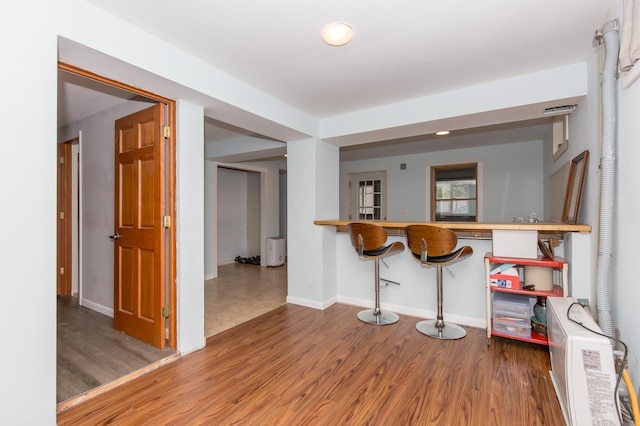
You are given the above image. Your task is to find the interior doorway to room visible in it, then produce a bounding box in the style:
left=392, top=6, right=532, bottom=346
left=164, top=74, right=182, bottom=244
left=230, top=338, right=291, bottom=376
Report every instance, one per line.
left=205, top=163, right=287, bottom=338
left=56, top=63, right=177, bottom=404
left=217, top=167, right=262, bottom=266
left=347, top=170, right=387, bottom=221
left=57, top=138, right=77, bottom=297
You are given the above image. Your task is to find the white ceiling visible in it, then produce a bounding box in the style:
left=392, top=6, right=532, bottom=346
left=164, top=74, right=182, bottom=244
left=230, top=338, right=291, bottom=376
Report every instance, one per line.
left=58, top=0, right=618, bottom=159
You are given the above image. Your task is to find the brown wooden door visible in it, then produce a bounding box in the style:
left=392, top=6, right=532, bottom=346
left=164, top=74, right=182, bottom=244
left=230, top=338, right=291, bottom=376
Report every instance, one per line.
left=113, top=104, right=166, bottom=349
left=57, top=142, right=73, bottom=296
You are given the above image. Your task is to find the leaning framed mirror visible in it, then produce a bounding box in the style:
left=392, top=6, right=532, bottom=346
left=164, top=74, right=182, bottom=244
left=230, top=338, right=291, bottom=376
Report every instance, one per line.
left=561, top=150, right=589, bottom=225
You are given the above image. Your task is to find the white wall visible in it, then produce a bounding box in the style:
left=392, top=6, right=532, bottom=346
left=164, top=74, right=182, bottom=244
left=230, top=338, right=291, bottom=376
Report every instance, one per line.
left=204, top=160, right=216, bottom=280
left=616, top=61, right=640, bottom=386
left=287, top=138, right=340, bottom=307
left=176, top=100, right=206, bottom=353
left=58, top=100, right=155, bottom=315
left=205, top=160, right=281, bottom=275
left=340, top=140, right=544, bottom=222
left=1, top=2, right=57, bottom=424
left=217, top=168, right=249, bottom=263
left=279, top=171, right=288, bottom=253
left=216, top=167, right=263, bottom=264
left=247, top=171, right=261, bottom=256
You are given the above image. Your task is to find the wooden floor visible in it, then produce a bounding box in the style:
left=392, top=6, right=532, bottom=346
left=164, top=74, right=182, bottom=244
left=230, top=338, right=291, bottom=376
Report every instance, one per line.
left=57, top=263, right=287, bottom=405
left=58, top=303, right=565, bottom=425
left=57, top=295, right=176, bottom=403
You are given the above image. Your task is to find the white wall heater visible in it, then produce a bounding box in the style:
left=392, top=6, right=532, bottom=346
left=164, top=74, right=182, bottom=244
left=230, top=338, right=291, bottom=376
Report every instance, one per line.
left=547, top=296, right=620, bottom=426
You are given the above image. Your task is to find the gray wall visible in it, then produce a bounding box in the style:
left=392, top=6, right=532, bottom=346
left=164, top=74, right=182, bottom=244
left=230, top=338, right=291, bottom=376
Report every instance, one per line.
left=340, top=140, right=544, bottom=222
left=279, top=171, right=288, bottom=252
left=217, top=168, right=249, bottom=264
left=204, top=159, right=284, bottom=278
left=246, top=171, right=261, bottom=257
left=59, top=99, right=156, bottom=315
left=216, top=168, right=261, bottom=264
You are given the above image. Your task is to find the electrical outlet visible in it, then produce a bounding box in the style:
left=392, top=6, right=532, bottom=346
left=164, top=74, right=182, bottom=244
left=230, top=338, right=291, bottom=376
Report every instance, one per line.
left=400, top=210, right=407, bottom=217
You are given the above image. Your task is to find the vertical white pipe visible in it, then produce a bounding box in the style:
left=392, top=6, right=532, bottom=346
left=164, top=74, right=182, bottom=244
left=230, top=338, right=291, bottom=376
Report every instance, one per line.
left=596, top=23, right=619, bottom=339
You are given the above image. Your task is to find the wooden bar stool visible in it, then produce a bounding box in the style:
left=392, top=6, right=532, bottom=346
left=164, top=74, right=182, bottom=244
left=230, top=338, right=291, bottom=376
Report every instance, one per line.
left=406, top=224, right=473, bottom=339
left=348, top=222, right=404, bottom=325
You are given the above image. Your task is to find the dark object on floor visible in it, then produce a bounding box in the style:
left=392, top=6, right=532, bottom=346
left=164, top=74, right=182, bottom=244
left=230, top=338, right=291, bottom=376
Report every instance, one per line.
left=531, top=316, right=548, bottom=337
left=235, top=255, right=261, bottom=265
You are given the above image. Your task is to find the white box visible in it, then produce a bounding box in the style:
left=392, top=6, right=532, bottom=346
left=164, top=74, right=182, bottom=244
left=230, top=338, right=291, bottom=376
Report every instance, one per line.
left=492, top=230, right=538, bottom=259
left=266, top=237, right=285, bottom=266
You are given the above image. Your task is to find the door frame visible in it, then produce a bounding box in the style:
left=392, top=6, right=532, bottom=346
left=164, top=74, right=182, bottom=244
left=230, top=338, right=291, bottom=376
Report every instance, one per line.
left=212, top=161, right=268, bottom=278
left=58, top=62, right=178, bottom=349
left=57, top=140, right=73, bottom=296
left=344, top=169, right=389, bottom=221
left=57, top=137, right=81, bottom=298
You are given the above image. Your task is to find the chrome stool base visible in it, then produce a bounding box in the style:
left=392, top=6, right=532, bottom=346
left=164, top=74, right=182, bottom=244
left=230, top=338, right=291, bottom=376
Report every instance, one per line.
left=357, top=308, right=399, bottom=325
left=416, top=319, right=466, bottom=339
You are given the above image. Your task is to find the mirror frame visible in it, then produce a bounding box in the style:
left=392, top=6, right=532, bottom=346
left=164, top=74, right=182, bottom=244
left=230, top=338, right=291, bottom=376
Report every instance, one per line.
left=561, top=150, right=589, bottom=224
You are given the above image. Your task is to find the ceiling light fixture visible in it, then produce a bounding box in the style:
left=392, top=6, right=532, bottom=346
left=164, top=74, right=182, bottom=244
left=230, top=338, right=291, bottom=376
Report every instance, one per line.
left=322, top=22, right=353, bottom=46
left=436, top=130, right=450, bottom=136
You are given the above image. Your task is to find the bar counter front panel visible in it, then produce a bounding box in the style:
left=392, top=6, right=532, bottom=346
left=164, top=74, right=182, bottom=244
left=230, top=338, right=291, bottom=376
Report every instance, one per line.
left=310, top=220, right=591, bottom=330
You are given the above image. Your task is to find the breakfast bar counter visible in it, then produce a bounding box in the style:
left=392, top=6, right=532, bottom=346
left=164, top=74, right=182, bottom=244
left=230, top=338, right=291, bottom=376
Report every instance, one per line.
left=309, top=219, right=593, bottom=331
left=313, top=220, right=591, bottom=239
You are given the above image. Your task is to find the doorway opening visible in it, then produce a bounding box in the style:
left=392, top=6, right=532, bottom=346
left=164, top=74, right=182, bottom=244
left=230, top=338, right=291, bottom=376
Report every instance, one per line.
left=346, top=170, right=388, bottom=221
left=205, top=162, right=287, bottom=338
left=56, top=62, right=178, bottom=406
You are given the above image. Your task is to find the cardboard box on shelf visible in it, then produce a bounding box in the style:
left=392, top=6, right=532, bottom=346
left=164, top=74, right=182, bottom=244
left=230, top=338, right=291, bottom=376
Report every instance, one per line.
left=492, top=230, right=538, bottom=259
left=490, top=273, right=521, bottom=289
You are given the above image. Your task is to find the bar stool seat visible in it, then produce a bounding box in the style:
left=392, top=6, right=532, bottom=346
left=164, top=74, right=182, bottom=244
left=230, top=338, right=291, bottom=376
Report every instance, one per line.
left=406, top=224, right=472, bottom=339
left=348, top=222, right=404, bottom=325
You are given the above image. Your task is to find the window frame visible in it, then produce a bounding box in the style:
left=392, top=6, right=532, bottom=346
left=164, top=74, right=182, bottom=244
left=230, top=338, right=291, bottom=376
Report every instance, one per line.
left=430, top=162, right=479, bottom=223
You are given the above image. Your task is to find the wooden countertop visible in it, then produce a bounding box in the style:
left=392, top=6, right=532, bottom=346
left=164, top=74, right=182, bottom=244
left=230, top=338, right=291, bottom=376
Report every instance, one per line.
left=313, top=220, right=591, bottom=239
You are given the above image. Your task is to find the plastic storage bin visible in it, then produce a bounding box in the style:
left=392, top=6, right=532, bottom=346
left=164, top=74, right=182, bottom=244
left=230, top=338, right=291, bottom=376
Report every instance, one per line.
left=493, top=311, right=531, bottom=326
left=493, top=318, right=532, bottom=338
left=492, top=292, right=532, bottom=318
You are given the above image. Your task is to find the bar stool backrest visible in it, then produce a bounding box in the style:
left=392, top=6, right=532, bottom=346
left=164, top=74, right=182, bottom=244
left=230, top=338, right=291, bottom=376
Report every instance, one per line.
left=348, top=222, right=388, bottom=253
left=406, top=225, right=458, bottom=259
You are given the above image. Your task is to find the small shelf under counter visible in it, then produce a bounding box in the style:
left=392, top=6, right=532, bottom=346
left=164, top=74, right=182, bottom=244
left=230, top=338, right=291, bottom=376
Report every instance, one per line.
left=484, top=252, right=568, bottom=346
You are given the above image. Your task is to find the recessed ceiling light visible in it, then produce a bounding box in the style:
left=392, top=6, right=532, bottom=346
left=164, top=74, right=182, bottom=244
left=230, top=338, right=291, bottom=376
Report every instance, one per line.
left=322, top=22, right=353, bottom=46
left=436, top=130, right=450, bottom=136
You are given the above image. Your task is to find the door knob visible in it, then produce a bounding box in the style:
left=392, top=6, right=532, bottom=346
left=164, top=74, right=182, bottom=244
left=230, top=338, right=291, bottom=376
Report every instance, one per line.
left=109, top=233, right=120, bottom=241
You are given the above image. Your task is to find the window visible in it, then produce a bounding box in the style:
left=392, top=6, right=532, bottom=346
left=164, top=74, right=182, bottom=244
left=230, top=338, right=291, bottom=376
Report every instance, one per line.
left=431, top=163, right=477, bottom=222
left=348, top=171, right=386, bottom=221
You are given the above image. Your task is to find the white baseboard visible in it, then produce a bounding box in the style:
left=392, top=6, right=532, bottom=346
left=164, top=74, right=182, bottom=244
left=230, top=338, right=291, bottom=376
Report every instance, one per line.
left=286, top=296, right=338, bottom=310
left=204, top=273, right=216, bottom=281
left=80, top=297, right=114, bottom=318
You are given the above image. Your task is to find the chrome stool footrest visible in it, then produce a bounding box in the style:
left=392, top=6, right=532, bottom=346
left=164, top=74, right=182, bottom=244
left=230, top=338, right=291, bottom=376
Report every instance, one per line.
left=380, top=277, right=401, bottom=286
